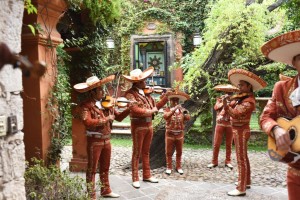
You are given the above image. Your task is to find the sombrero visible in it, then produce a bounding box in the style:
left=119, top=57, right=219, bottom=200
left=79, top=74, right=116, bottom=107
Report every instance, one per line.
left=73, top=75, right=115, bottom=93
left=167, top=90, right=190, bottom=102
left=213, top=84, right=239, bottom=93
left=261, top=30, right=300, bottom=67
left=122, top=67, right=154, bottom=82
left=228, top=69, right=267, bottom=92
left=279, top=74, right=292, bottom=81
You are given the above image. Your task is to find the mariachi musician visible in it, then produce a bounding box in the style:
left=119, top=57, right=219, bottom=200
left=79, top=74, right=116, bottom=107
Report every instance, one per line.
left=74, top=75, right=129, bottom=199
left=122, top=67, right=170, bottom=189
left=163, top=89, right=190, bottom=175
left=207, top=84, right=239, bottom=170
left=223, top=69, right=266, bottom=196
left=260, top=30, right=300, bottom=200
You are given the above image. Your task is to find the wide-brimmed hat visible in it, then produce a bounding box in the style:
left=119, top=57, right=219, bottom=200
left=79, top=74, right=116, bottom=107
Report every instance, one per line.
left=122, top=67, right=154, bottom=82
left=228, top=69, right=267, bottom=92
left=261, top=30, right=300, bottom=67
left=73, top=75, right=115, bottom=93
left=213, top=84, right=239, bottom=93
left=168, top=90, right=190, bottom=102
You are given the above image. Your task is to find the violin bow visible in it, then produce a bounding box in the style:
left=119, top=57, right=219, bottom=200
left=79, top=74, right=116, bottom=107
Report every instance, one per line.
left=112, top=71, right=121, bottom=115
left=150, top=68, right=157, bottom=108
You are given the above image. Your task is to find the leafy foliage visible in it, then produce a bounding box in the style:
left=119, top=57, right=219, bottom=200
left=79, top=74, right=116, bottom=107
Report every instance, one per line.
left=24, top=0, right=38, bottom=35
left=282, top=0, right=300, bottom=30
left=183, top=0, right=287, bottom=98
left=47, top=45, right=72, bottom=165
left=25, top=158, right=89, bottom=200
left=24, top=0, right=37, bottom=14
left=65, top=0, right=121, bottom=26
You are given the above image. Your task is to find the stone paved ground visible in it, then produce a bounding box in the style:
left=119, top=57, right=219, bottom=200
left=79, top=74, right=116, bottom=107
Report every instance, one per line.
left=62, top=145, right=287, bottom=188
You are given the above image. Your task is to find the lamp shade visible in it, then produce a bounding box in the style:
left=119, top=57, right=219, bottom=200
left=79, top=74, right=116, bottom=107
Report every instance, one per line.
left=193, top=33, right=202, bottom=46
left=106, top=38, right=115, bottom=49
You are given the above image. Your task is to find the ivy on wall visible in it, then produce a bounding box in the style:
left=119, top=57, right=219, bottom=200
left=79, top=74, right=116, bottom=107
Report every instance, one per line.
left=114, top=0, right=210, bottom=71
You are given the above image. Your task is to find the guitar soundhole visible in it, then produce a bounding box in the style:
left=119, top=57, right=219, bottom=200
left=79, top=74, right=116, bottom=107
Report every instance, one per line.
left=289, top=128, right=296, bottom=141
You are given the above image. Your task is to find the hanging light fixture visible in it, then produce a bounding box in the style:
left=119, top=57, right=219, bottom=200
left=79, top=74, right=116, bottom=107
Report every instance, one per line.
left=106, top=38, right=115, bottom=49
left=193, top=33, right=202, bottom=46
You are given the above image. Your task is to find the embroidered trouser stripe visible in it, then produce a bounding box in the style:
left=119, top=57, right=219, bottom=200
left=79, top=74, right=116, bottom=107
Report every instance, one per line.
left=212, top=125, right=233, bottom=165
left=86, top=137, right=112, bottom=198
left=234, top=126, right=251, bottom=192
left=165, top=132, right=184, bottom=170
left=131, top=124, right=153, bottom=182
left=287, top=167, right=300, bottom=200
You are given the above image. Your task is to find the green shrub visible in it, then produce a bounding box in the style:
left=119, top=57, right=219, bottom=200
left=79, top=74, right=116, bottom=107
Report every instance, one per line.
left=25, top=158, right=91, bottom=200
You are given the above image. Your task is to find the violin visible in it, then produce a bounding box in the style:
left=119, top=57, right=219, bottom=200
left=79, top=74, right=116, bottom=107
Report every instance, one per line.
left=229, top=93, right=250, bottom=100
left=222, top=93, right=250, bottom=101
left=101, top=96, right=132, bottom=109
left=143, top=86, right=172, bottom=95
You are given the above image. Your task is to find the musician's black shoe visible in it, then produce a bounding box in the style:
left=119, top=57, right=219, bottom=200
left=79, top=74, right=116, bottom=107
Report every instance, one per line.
left=207, top=163, right=218, bottom=168
left=225, top=163, right=233, bottom=169
left=176, top=169, right=184, bottom=175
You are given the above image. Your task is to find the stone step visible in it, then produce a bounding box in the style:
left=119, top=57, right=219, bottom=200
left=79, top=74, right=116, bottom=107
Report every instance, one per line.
left=112, top=122, right=130, bottom=129
left=111, top=129, right=131, bottom=135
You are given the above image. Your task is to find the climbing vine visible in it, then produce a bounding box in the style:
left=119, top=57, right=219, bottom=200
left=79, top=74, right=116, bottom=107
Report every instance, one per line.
left=47, top=45, right=72, bottom=165
left=113, top=0, right=210, bottom=72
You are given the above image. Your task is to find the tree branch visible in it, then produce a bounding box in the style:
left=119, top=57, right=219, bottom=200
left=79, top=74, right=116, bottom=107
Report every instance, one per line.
left=267, top=0, right=288, bottom=12
left=245, top=0, right=255, bottom=6
left=245, top=0, right=287, bottom=12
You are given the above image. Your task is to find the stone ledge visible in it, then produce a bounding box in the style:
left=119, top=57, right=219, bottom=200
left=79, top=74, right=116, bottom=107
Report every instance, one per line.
left=111, top=129, right=131, bottom=135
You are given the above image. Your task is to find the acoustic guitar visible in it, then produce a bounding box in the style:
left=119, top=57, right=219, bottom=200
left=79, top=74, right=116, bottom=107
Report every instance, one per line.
left=268, top=116, right=300, bottom=164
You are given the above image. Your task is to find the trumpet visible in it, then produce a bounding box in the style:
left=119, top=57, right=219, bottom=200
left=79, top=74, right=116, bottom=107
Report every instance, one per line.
left=173, top=104, right=189, bottom=115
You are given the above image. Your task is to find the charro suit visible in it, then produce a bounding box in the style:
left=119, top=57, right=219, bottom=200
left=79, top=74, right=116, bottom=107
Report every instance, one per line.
left=163, top=107, right=190, bottom=170
left=260, top=75, right=300, bottom=200
left=125, top=88, right=168, bottom=182
left=211, top=97, right=233, bottom=166
left=225, top=94, right=255, bottom=192
left=81, top=98, right=129, bottom=199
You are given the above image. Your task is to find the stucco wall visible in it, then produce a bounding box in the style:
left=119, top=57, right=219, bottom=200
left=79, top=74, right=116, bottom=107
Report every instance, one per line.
left=0, top=0, right=26, bottom=199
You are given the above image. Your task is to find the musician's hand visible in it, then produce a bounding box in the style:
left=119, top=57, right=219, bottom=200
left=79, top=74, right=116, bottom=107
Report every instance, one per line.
left=222, top=97, right=227, bottom=107
left=108, top=114, right=115, bottom=121
left=175, top=104, right=181, bottom=109
left=152, top=107, right=158, bottom=115
left=274, top=127, right=291, bottom=151
left=164, top=90, right=172, bottom=97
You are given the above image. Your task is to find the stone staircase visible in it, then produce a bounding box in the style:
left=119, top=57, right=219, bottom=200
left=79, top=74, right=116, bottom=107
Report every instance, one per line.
left=111, top=122, right=131, bottom=135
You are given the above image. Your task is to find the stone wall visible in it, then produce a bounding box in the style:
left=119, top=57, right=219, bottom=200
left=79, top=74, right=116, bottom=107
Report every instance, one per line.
left=0, top=0, right=26, bottom=199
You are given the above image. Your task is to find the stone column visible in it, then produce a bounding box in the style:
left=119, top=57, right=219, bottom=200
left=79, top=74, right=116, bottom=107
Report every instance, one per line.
left=0, top=0, right=26, bottom=199
left=21, top=0, right=66, bottom=163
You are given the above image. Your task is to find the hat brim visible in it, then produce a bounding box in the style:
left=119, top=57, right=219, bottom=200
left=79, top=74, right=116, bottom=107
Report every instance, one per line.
left=261, top=30, right=300, bottom=66
left=279, top=74, right=292, bottom=81
left=122, top=67, right=154, bottom=82
left=168, top=91, right=190, bottom=102
left=228, top=69, right=267, bottom=92
left=73, top=75, right=115, bottom=93
left=213, top=84, right=240, bottom=93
